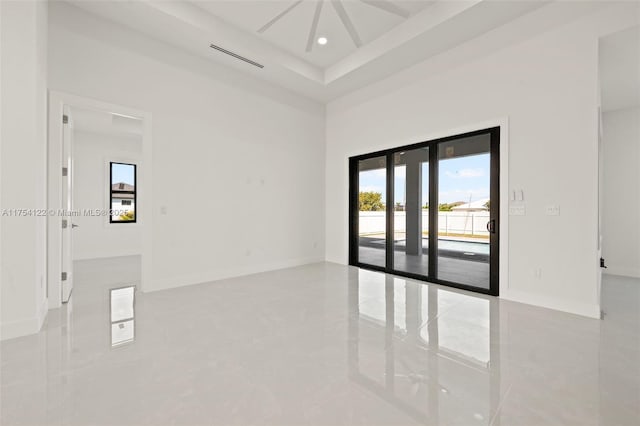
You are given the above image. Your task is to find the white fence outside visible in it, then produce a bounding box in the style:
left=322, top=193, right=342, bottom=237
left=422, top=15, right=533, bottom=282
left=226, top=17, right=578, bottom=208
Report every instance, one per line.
left=359, top=210, right=490, bottom=237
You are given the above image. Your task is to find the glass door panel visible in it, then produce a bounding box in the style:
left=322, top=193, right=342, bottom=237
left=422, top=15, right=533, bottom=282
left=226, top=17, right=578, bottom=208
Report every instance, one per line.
left=437, top=134, right=491, bottom=289
left=357, top=156, right=387, bottom=267
left=393, top=148, right=429, bottom=276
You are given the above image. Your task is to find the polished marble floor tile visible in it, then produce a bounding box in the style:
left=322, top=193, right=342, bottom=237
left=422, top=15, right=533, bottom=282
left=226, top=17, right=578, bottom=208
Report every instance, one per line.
left=1, top=259, right=639, bottom=425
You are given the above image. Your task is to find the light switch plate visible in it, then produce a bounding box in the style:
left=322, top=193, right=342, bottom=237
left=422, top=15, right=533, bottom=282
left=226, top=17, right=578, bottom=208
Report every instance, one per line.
left=545, top=205, right=560, bottom=216
left=509, top=205, right=525, bottom=216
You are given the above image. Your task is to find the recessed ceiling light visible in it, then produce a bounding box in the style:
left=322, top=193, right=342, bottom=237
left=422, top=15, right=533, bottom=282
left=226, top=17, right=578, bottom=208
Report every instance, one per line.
left=317, top=37, right=328, bottom=46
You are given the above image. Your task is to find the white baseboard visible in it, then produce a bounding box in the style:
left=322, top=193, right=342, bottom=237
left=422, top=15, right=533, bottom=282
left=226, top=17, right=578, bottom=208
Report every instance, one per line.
left=603, top=266, right=640, bottom=279
left=36, top=297, right=48, bottom=330
left=1, top=298, right=49, bottom=341
left=329, top=255, right=599, bottom=319
left=148, top=256, right=325, bottom=293
left=500, top=289, right=601, bottom=319
left=73, top=250, right=142, bottom=262
left=325, top=255, right=347, bottom=265
left=2, top=317, right=40, bottom=341
left=1, top=318, right=37, bottom=341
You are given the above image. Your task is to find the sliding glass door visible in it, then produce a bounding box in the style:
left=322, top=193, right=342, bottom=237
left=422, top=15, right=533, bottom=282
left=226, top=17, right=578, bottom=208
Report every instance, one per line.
left=355, top=156, right=387, bottom=269
left=349, top=128, right=499, bottom=295
left=436, top=135, right=493, bottom=289
left=393, top=148, right=429, bottom=277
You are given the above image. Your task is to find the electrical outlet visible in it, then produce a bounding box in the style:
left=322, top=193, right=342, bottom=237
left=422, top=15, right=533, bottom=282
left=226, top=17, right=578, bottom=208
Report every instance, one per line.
left=509, top=205, right=525, bottom=216
left=545, top=205, right=560, bottom=216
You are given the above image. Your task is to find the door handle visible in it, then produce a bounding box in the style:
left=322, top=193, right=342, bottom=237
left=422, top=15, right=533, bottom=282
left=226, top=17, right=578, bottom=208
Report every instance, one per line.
left=486, top=220, right=496, bottom=234
left=71, top=224, right=79, bottom=228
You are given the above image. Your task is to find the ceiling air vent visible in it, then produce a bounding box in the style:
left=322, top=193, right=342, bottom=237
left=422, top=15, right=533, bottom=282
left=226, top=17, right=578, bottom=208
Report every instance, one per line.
left=209, top=43, right=264, bottom=69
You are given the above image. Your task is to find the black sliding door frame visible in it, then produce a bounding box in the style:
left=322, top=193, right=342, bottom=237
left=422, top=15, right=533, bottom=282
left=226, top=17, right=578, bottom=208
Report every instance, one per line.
left=385, top=154, right=395, bottom=271
left=349, top=127, right=500, bottom=296
left=428, top=145, right=438, bottom=281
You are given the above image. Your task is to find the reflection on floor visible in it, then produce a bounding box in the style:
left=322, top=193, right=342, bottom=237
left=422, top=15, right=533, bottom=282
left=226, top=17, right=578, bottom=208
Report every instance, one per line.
left=110, top=286, right=136, bottom=347
left=1, top=262, right=638, bottom=425
left=360, top=245, right=490, bottom=289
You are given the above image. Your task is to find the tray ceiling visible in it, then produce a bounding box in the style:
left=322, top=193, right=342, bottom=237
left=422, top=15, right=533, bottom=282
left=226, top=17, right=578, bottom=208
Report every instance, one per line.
left=193, top=1, right=431, bottom=68
left=64, top=0, right=555, bottom=102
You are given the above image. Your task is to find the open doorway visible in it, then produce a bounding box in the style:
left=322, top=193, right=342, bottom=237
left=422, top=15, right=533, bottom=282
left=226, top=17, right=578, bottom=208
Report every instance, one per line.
left=598, top=26, right=640, bottom=282
left=48, top=93, right=152, bottom=309
left=597, top=25, right=640, bottom=418
left=67, top=106, right=142, bottom=302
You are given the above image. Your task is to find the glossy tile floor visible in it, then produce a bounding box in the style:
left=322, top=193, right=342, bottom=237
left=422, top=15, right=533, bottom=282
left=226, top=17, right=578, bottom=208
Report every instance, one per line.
left=1, top=259, right=639, bottom=425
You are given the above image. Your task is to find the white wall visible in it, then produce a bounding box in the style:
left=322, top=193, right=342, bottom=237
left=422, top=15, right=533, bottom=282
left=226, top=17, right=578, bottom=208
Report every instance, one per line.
left=326, top=2, right=639, bottom=318
left=48, top=3, right=326, bottom=293
left=0, top=0, right=48, bottom=340
left=72, top=131, right=143, bottom=261
left=602, top=107, right=640, bottom=278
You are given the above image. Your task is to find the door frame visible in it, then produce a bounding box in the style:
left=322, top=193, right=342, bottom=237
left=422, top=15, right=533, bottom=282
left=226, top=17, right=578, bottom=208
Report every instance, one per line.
left=349, top=124, right=507, bottom=296
left=47, top=91, right=153, bottom=309
left=61, top=105, right=74, bottom=303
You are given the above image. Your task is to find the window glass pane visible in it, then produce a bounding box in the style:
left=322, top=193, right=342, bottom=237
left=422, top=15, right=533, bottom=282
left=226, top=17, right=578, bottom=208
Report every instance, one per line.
left=393, top=148, right=429, bottom=276
left=437, top=135, right=491, bottom=289
left=110, top=162, right=136, bottom=223
left=358, top=156, right=386, bottom=267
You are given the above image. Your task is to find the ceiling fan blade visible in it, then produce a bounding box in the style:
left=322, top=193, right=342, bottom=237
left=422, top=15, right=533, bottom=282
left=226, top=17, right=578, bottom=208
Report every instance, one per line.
left=306, top=0, right=324, bottom=52
left=257, top=0, right=304, bottom=34
left=331, top=0, right=362, bottom=48
left=360, top=0, right=410, bottom=18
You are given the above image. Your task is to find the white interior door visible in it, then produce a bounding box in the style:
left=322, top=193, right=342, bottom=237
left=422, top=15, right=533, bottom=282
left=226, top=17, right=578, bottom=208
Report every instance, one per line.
left=597, top=107, right=604, bottom=311
left=61, top=107, right=75, bottom=303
